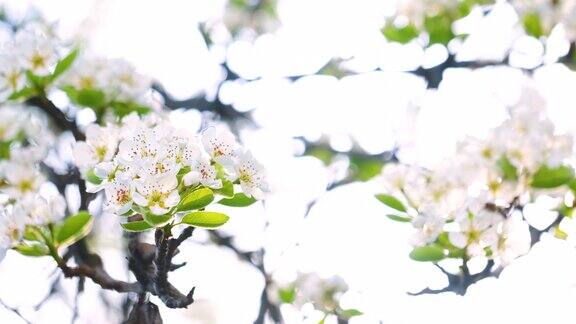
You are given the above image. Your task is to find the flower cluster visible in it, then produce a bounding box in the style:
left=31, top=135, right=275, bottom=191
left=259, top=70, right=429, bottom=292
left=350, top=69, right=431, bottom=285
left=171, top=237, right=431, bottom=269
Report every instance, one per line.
left=73, top=112, right=268, bottom=230
left=512, top=0, right=576, bottom=39
left=0, top=104, right=67, bottom=262
left=377, top=83, right=574, bottom=266
left=272, top=272, right=358, bottom=320
left=0, top=23, right=60, bottom=100
left=385, top=0, right=576, bottom=45
left=60, top=56, right=154, bottom=118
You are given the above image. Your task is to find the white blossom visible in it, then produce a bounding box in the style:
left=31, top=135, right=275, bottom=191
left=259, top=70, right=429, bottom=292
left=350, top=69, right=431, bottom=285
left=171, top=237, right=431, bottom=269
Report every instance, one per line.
left=73, top=124, right=119, bottom=174
left=183, top=156, right=222, bottom=189
left=132, top=175, right=180, bottom=215
left=0, top=206, right=25, bottom=262
left=229, top=151, right=268, bottom=199
left=201, top=127, right=239, bottom=165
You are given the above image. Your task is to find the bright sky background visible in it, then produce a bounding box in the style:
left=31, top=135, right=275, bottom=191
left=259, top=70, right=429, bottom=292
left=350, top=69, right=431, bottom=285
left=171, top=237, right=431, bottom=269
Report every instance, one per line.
left=1, top=0, right=576, bottom=323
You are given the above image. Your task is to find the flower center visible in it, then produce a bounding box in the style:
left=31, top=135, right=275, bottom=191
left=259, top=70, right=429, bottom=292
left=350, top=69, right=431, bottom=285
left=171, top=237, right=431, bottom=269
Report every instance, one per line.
left=31, top=53, right=47, bottom=70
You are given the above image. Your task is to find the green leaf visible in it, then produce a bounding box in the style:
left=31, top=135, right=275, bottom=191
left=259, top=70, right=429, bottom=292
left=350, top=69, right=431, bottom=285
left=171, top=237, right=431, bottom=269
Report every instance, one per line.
left=424, top=12, right=455, bottom=45
left=13, top=242, right=49, bottom=257
left=178, top=187, right=214, bottom=211
left=143, top=212, right=173, bottom=227
left=7, top=87, right=35, bottom=100
left=278, top=287, right=296, bottom=303
left=75, top=89, right=106, bottom=108
left=409, top=245, right=445, bottom=262
left=86, top=169, right=103, bottom=185
left=181, top=211, right=229, bottom=229
left=382, top=23, right=419, bottom=44
left=23, top=226, right=43, bottom=241
left=498, top=155, right=518, bottom=181
left=110, top=101, right=151, bottom=117
left=306, top=147, right=334, bottom=165
left=523, top=12, right=544, bottom=38
left=25, top=71, right=51, bottom=90
left=214, top=180, right=234, bottom=198
left=386, top=214, right=411, bottom=222
left=350, top=156, right=385, bottom=181
left=121, top=220, right=153, bottom=232
left=436, top=232, right=465, bottom=258
left=218, top=193, right=256, bottom=207
left=531, top=165, right=574, bottom=189
left=55, top=211, right=93, bottom=248
left=555, top=226, right=568, bottom=240
left=375, top=194, right=407, bottom=212
left=52, top=47, right=79, bottom=80
left=339, top=309, right=363, bottom=319
left=0, top=141, right=10, bottom=159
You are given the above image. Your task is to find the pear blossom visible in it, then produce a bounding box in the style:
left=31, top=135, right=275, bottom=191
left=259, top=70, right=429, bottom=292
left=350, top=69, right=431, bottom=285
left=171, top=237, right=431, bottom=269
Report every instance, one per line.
left=229, top=151, right=268, bottom=199
left=201, top=127, right=239, bottom=165
left=132, top=176, right=180, bottom=215
left=73, top=124, right=119, bottom=172
left=291, top=272, right=349, bottom=313
left=15, top=194, right=66, bottom=225
left=104, top=180, right=134, bottom=214
left=0, top=52, right=25, bottom=100
left=2, top=163, right=44, bottom=198
left=0, top=206, right=25, bottom=262
left=448, top=204, right=503, bottom=257
left=410, top=210, right=445, bottom=246
left=14, top=27, right=58, bottom=75
left=183, top=156, right=222, bottom=189
left=486, top=214, right=531, bottom=265
left=108, top=59, right=151, bottom=101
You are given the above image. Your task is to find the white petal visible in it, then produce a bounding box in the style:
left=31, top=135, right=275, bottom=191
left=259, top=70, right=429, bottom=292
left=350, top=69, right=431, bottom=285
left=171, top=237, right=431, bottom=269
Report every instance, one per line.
left=150, top=204, right=168, bottom=215
left=118, top=202, right=133, bottom=215
left=132, top=191, right=148, bottom=207
left=183, top=171, right=200, bottom=186
left=448, top=232, right=468, bottom=248
left=165, top=191, right=180, bottom=207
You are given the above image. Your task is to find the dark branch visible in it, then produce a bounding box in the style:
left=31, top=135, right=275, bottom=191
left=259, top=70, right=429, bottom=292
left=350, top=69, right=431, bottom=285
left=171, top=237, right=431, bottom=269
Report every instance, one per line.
left=127, top=227, right=196, bottom=309
left=57, top=258, right=142, bottom=294
left=26, top=96, right=85, bottom=141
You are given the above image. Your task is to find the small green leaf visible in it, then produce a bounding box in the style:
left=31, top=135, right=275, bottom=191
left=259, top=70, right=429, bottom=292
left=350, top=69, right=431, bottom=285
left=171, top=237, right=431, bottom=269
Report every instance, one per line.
left=350, top=156, right=385, bottom=181
left=523, top=12, right=544, bottom=38
left=75, top=89, right=106, bottom=108
left=214, top=180, right=234, bottom=198
left=278, top=287, right=296, bottom=303
left=110, top=101, right=151, bottom=117
left=218, top=193, right=256, bottom=207
left=181, top=211, right=229, bottom=229
left=86, top=169, right=103, bottom=185
left=498, top=155, right=518, bottom=181
left=0, top=141, right=11, bottom=159
left=143, top=212, right=173, bottom=227
left=531, top=165, right=574, bottom=189
left=23, top=226, right=43, bottom=241
left=56, top=211, right=93, bottom=248
left=339, top=309, right=363, bottom=319
left=424, top=12, right=455, bottom=45
left=382, top=23, right=419, bottom=44
left=7, top=87, right=35, bottom=100
left=409, top=245, right=445, bottom=262
left=386, top=214, right=411, bottom=222
left=178, top=187, right=214, bottom=211
left=52, top=47, right=79, bottom=80
left=555, top=226, right=568, bottom=240
left=14, top=242, right=49, bottom=257
left=121, top=220, right=153, bottom=232
left=375, top=194, right=406, bottom=212
left=437, top=233, right=466, bottom=258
